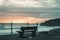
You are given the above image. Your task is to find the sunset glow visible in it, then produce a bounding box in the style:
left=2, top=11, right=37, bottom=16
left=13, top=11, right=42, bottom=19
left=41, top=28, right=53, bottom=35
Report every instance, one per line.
left=0, top=15, right=49, bottom=23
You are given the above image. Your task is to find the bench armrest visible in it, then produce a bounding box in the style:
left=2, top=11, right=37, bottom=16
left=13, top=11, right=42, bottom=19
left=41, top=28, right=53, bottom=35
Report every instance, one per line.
left=16, top=31, right=23, bottom=33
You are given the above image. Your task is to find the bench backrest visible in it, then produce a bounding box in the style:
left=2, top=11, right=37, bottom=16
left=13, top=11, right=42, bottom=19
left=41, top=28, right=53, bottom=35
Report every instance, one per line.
left=20, top=26, right=37, bottom=31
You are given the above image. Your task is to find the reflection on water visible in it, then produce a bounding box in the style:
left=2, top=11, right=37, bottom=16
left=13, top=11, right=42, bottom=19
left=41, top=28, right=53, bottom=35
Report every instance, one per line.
left=0, top=23, right=60, bottom=35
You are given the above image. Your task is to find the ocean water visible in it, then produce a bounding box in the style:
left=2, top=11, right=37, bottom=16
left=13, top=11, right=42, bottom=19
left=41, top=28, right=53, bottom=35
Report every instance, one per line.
left=0, top=23, right=60, bottom=35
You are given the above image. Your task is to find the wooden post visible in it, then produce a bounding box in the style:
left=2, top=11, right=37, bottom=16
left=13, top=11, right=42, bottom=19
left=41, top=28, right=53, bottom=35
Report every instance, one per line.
left=11, top=22, right=13, bottom=36
left=27, top=23, right=29, bottom=27
left=36, top=23, right=38, bottom=27
left=36, top=23, right=38, bottom=35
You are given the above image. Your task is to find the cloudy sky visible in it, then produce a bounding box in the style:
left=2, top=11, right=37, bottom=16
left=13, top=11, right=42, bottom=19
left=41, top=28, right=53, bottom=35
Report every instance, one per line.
left=0, top=0, right=60, bottom=23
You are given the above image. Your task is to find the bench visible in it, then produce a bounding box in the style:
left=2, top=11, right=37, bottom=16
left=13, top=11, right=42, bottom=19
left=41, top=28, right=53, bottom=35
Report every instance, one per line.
left=16, top=26, right=37, bottom=38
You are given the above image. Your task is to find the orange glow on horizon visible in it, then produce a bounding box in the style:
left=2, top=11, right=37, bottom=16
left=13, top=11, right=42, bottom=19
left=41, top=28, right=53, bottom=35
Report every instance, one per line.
left=0, top=15, right=50, bottom=23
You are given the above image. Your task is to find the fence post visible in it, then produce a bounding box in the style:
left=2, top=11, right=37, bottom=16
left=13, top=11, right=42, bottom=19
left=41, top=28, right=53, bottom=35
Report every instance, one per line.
left=11, top=22, right=13, bottom=36
left=36, top=23, right=38, bottom=35
left=27, top=23, right=29, bottom=27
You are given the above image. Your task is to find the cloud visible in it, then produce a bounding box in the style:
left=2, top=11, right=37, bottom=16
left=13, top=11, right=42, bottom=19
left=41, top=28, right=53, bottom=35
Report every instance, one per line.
left=0, top=9, right=60, bottom=18
left=0, top=0, right=57, bottom=7
left=0, top=0, right=60, bottom=18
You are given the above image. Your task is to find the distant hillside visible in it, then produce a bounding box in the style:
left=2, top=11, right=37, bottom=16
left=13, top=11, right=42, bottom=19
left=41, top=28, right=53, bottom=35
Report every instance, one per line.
left=40, top=18, right=60, bottom=26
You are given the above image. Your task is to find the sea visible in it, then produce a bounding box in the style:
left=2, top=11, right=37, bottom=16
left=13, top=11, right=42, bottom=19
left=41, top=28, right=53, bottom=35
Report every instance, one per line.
left=0, top=23, right=60, bottom=35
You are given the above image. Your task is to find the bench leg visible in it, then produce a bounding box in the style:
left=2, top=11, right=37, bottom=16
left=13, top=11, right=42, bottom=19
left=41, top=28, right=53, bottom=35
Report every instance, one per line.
left=19, top=32, right=24, bottom=38
left=32, top=31, right=36, bottom=37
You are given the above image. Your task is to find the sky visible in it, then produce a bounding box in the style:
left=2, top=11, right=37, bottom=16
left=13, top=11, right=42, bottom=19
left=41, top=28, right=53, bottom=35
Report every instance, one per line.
left=0, top=0, right=60, bottom=23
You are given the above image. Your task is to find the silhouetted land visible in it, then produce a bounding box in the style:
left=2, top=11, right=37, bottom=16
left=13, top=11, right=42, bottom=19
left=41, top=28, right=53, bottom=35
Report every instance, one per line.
left=41, top=18, right=60, bottom=26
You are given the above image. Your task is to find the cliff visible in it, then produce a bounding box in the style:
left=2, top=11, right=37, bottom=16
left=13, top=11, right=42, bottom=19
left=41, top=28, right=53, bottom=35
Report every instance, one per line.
left=40, top=18, right=60, bottom=26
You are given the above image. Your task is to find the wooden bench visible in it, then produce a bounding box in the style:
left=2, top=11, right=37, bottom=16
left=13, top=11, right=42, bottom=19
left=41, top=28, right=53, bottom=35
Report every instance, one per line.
left=16, top=26, right=37, bottom=38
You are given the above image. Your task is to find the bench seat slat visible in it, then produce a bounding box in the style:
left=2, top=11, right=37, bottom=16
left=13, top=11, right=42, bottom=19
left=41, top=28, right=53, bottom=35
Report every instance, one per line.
left=21, top=27, right=37, bottom=30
